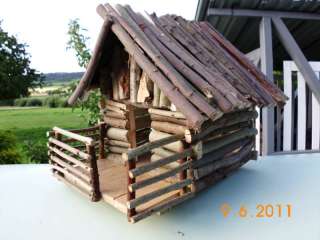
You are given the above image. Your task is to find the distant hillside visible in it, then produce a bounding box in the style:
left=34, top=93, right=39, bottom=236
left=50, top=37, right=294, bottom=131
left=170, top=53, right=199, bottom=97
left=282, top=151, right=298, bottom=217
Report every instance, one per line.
left=44, top=72, right=84, bottom=84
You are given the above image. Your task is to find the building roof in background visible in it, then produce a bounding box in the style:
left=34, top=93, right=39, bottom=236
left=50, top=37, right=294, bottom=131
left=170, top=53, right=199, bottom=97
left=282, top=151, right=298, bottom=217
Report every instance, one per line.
left=195, top=0, right=320, bottom=69
left=69, top=4, right=286, bottom=129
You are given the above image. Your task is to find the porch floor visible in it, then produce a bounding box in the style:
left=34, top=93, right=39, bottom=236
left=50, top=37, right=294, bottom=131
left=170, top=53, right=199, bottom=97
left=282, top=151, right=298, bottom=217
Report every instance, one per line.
left=97, top=158, right=180, bottom=214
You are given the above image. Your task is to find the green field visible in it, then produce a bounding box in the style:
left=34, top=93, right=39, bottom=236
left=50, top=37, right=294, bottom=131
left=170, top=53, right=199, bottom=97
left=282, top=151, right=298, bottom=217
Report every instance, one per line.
left=0, top=108, right=88, bottom=164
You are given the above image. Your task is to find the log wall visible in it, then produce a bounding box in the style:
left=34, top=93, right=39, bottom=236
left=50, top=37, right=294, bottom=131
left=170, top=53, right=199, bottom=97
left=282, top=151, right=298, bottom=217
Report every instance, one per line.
left=101, top=100, right=151, bottom=162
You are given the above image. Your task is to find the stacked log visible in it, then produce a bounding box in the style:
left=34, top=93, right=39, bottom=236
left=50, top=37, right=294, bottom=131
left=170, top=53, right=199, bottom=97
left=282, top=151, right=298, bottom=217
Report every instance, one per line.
left=101, top=100, right=150, bottom=161
left=148, top=108, right=188, bottom=171
left=189, top=109, right=258, bottom=192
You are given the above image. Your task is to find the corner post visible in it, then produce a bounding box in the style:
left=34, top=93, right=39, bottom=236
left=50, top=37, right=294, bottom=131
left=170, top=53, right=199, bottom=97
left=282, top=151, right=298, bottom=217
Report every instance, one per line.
left=99, top=122, right=106, bottom=159
left=86, top=144, right=101, bottom=202
left=259, top=16, right=275, bottom=155
left=127, top=104, right=136, bottom=219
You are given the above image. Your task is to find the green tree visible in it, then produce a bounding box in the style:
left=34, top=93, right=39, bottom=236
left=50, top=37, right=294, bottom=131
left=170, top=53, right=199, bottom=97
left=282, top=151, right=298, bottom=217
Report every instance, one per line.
left=67, top=19, right=100, bottom=125
left=67, top=19, right=91, bottom=68
left=0, top=20, right=43, bottom=100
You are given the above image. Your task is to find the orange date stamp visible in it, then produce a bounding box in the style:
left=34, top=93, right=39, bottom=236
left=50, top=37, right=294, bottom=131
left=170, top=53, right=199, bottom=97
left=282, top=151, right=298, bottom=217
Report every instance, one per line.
left=220, top=203, right=292, bottom=218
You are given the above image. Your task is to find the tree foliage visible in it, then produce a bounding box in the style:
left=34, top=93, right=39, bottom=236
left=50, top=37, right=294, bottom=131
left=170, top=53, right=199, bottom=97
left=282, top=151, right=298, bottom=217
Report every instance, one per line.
left=67, top=19, right=100, bottom=125
left=0, top=21, right=42, bottom=100
left=67, top=19, right=91, bottom=68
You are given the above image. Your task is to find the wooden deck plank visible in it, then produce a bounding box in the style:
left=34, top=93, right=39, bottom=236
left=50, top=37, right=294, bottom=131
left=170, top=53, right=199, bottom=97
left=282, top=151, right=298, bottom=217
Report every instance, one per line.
left=98, top=158, right=181, bottom=214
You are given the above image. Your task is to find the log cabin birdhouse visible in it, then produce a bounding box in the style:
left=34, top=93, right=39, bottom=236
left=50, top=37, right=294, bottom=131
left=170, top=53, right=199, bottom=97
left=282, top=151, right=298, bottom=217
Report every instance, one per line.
left=47, top=4, right=287, bottom=223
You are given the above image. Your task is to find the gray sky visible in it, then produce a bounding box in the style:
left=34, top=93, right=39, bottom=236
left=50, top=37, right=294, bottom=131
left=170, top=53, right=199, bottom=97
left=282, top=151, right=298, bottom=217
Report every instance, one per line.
left=0, top=0, right=198, bottom=73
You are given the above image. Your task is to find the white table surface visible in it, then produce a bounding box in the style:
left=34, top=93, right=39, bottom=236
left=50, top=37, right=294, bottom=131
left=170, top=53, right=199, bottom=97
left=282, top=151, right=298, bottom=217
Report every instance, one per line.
left=1, top=153, right=320, bottom=240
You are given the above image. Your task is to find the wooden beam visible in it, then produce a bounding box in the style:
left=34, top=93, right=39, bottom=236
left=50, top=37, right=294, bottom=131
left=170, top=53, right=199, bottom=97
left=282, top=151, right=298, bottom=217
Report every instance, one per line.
left=272, top=17, right=320, bottom=103
left=68, top=18, right=113, bottom=105
left=207, top=8, right=320, bottom=21
left=260, top=17, right=274, bottom=155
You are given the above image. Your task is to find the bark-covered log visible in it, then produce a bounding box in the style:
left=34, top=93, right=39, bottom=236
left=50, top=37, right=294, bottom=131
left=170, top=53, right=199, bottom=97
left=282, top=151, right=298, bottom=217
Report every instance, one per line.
left=150, top=113, right=187, bottom=126
left=105, top=104, right=125, bottom=114
left=68, top=18, right=112, bottom=105
left=148, top=108, right=186, bottom=119
left=203, top=121, right=250, bottom=143
left=200, top=22, right=287, bottom=104
left=203, top=127, right=257, bottom=154
left=127, top=179, right=192, bottom=209
left=193, top=138, right=252, bottom=168
left=104, top=116, right=129, bottom=129
left=130, top=192, right=194, bottom=223
left=107, top=145, right=128, bottom=154
left=129, top=160, right=191, bottom=192
left=194, top=142, right=254, bottom=179
left=135, top=14, right=233, bottom=112
left=153, top=83, right=160, bottom=107
left=48, top=137, right=91, bottom=160
left=99, top=122, right=106, bottom=159
left=193, top=152, right=253, bottom=192
left=105, top=139, right=130, bottom=148
left=152, top=147, right=175, bottom=158
left=48, top=146, right=91, bottom=171
left=106, top=127, right=129, bottom=142
left=187, top=110, right=257, bottom=143
left=123, top=131, right=184, bottom=161
left=105, top=99, right=127, bottom=110
left=129, top=57, right=140, bottom=103
left=96, top=5, right=206, bottom=129
left=50, top=155, right=91, bottom=183
left=102, top=109, right=128, bottom=119
left=168, top=16, right=271, bottom=106
left=116, top=5, right=223, bottom=121
left=149, top=130, right=185, bottom=153
left=53, top=127, right=94, bottom=146
left=151, top=121, right=188, bottom=135
left=150, top=153, right=179, bottom=169
left=149, top=13, right=250, bottom=110
left=104, top=5, right=221, bottom=122
left=129, top=148, right=192, bottom=178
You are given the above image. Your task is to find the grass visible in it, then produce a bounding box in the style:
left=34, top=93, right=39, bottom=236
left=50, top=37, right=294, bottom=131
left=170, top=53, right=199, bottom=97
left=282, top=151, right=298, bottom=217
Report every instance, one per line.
left=0, top=108, right=88, bottom=164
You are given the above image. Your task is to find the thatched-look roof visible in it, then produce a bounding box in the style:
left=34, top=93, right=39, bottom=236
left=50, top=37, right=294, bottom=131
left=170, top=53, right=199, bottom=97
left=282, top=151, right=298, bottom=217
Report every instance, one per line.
left=68, top=4, right=287, bottom=129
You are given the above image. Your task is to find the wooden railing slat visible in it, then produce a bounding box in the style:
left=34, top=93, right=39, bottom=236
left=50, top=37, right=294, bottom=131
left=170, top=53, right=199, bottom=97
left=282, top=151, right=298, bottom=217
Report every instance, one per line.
left=127, top=179, right=192, bottom=209
left=53, top=127, right=94, bottom=145
left=129, top=148, right=192, bottom=178
left=129, top=161, right=191, bottom=192
left=48, top=146, right=90, bottom=171
left=50, top=155, right=91, bottom=183
left=123, top=134, right=185, bottom=161
left=130, top=192, right=194, bottom=223
left=52, top=165, right=93, bottom=193
left=49, top=138, right=91, bottom=160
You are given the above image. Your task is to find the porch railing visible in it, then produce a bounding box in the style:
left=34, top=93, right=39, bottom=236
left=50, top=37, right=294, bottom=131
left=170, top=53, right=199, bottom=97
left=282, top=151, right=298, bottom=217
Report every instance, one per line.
left=123, top=134, right=194, bottom=223
left=47, top=125, right=104, bottom=201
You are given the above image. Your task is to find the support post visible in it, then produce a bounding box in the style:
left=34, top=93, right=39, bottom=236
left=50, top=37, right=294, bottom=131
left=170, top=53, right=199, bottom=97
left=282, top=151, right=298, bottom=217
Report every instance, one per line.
left=99, top=122, right=106, bottom=159
left=86, top=144, right=101, bottom=202
left=272, top=17, right=320, bottom=103
left=259, top=17, right=274, bottom=155
left=127, top=104, right=136, bottom=218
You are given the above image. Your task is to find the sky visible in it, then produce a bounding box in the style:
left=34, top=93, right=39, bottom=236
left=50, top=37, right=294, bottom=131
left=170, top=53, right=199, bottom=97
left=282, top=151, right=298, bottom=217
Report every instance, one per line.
left=0, top=0, right=198, bottom=73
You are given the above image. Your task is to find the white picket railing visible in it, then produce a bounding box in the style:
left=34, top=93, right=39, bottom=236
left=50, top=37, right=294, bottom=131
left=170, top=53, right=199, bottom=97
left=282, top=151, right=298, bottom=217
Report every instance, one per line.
left=283, top=61, right=320, bottom=151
